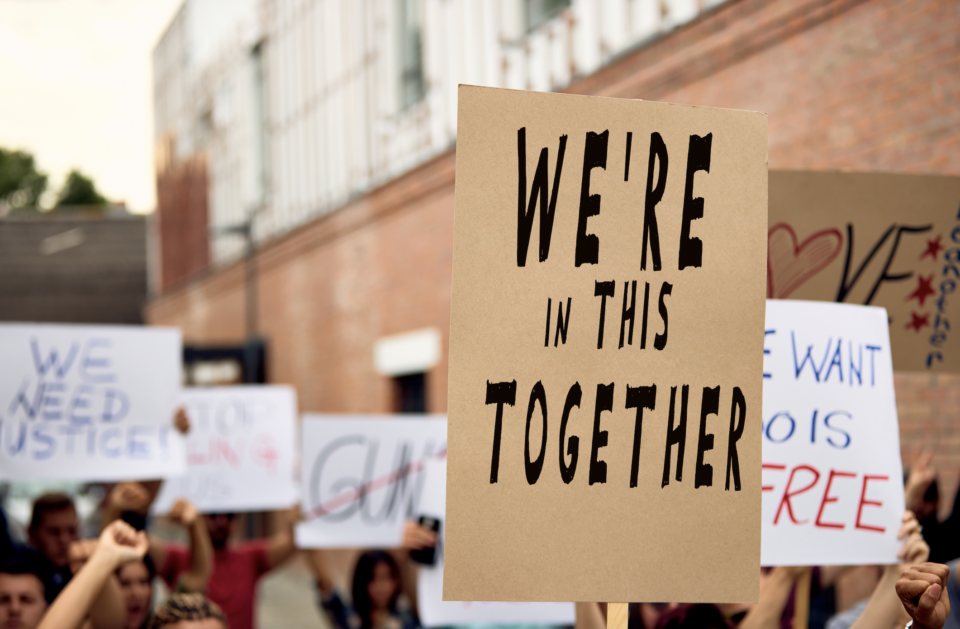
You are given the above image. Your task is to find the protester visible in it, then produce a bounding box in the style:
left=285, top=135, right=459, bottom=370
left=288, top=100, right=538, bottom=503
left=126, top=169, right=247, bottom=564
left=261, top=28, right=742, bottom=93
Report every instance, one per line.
left=944, top=559, right=960, bottom=629
left=27, top=520, right=147, bottom=629
left=0, top=559, right=47, bottom=629
left=24, top=492, right=80, bottom=602
left=575, top=602, right=606, bottom=629
left=307, top=547, right=419, bottom=629
left=905, top=453, right=960, bottom=563
left=823, top=511, right=928, bottom=629
left=147, top=593, right=227, bottom=629
left=896, top=563, right=952, bottom=629
left=149, top=507, right=297, bottom=629
left=1, top=507, right=16, bottom=561
left=114, top=555, right=157, bottom=629
left=91, top=496, right=211, bottom=629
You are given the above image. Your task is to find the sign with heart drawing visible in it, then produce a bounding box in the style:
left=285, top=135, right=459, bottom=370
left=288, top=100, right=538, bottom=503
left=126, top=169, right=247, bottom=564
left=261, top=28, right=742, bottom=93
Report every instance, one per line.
left=768, top=170, right=960, bottom=373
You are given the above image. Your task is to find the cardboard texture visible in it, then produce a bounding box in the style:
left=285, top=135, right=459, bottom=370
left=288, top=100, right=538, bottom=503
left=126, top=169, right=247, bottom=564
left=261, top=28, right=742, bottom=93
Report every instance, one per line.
left=445, top=86, right=768, bottom=603
left=768, top=171, right=960, bottom=373
left=761, top=301, right=905, bottom=566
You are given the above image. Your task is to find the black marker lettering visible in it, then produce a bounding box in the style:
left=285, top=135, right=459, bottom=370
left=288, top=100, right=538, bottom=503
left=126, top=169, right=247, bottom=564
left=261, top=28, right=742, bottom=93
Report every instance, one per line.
left=516, top=128, right=567, bottom=267
left=625, top=384, right=656, bottom=488
left=485, top=380, right=517, bottom=484
left=662, top=385, right=688, bottom=487
left=559, top=382, right=582, bottom=484
left=642, top=133, right=667, bottom=271
left=654, top=281, right=673, bottom=351
left=725, top=386, right=746, bottom=491
left=678, top=133, right=712, bottom=270
left=575, top=130, right=609, bottom=267
left=619, top=280, right=637, bottom=348
left=640, top=282, right=650, bottom=349
left=525, top=381, right=548, bottom=485
left=695, top=386, right=720, bottom=488
left=624, top=132, right=633, bottom=181
left=555, top=297, right=571, bottom=347
left=544, top=298, right=552, bottom=347
left=594, top=280, right=615, bottom=349
left=589, top=383, right=614, bottom=485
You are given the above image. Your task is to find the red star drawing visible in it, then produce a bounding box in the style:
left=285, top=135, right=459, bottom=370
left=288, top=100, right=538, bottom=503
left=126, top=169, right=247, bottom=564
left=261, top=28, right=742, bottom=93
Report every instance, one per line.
left=906, top=312, right=930, bottom=332
left=920, top=235, right=944, bottom=261
left=907, top=274, right=936, bottom=306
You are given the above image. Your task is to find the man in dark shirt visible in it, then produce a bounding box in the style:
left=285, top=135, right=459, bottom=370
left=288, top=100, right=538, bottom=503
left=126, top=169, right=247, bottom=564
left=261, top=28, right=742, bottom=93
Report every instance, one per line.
left=22, top=493, right=80, bottom=603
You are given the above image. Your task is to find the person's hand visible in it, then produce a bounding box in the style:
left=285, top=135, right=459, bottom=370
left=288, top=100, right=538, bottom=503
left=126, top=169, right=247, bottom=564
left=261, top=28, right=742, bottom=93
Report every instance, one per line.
left=905, top=451, right=936, bottom=513
left=67, top=539, right=99, bottom=575
left=168, top=499, right=199, bottom=527
left=896, top=562, right=951, bottom=629
left=107, top=481, right=151, bottom=514
left=401, top=520, right=437, bottom=551
left=897, top=511, right=930, bottom=566
left=174, top=407, right=191, bottom=435
left=95, top=520, right=149, bottom=569
left=285, top=505, right=303, bottom=525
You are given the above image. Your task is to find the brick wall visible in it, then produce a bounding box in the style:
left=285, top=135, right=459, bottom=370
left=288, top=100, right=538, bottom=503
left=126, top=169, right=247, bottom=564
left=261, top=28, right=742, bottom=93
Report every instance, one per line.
left=146, top=0, right=960, bottom=501
left=569, top=0, right=960, bottom=512
left=155, top=136, right=210, bottom=291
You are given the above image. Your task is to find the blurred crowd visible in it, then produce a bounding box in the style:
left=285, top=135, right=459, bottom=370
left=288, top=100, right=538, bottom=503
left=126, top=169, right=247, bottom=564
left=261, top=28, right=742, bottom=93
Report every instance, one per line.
left=2, top=411, right=959, bottom=629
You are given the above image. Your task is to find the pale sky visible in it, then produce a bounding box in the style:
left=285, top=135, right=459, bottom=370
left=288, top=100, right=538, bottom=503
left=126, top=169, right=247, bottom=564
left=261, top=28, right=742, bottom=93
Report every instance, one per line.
left=0, top=0, right=185, bottom=213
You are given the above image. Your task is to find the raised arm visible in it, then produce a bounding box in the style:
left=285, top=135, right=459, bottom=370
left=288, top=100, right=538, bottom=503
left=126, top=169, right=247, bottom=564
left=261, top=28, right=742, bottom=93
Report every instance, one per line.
left=100, top=482, right=152, bottom=531
left=167, top=499, right=213, bottom=592
left=265, top=507, right=299, bottom=570
left=40, top=521, right=148, bottom=629
left=897, top=563, right=952, bottom=629
left=738, top=566, right=810, bottom=629
left=67, top=539, right=126, bottom=629
left=306, top=548, right=336, bottom=596
left=849, top=511, right=929, bottom=629
left=575, top=602, right=607, bottom=629
left=399, top=518, right=438, bottom=614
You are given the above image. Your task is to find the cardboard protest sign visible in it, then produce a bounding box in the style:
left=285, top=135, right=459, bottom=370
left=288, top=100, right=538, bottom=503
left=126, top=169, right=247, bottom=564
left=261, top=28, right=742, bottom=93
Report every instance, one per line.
left=0, top=324, right=185, bottom=481
left=152, top=386, right=298, bottom=514
left=445, top=86, right=768, bottom=603
left=761, top=300, right=905, bottom=566
left=295, top=415, right=447, bottom=548
left=768, top=170, right=960, bottom=373
left=416, top=458, right=576, bottom=627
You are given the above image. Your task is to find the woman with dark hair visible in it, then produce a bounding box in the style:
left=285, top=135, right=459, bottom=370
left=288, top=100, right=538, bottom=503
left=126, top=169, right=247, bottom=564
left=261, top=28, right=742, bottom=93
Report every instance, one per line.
left=116, top=555, right=156, bottom=629
left=308, top=548, right=419, bottom=629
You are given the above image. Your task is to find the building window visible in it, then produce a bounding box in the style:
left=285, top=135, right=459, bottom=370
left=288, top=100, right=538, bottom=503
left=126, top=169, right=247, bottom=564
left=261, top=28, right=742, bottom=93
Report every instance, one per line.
left=250, top=40, right=270, bottom=206
left=398, top=0, right=424, bottom=109
left=525, top=0, right=571, bottom=31
left=394, top=372, right=427, bottom=413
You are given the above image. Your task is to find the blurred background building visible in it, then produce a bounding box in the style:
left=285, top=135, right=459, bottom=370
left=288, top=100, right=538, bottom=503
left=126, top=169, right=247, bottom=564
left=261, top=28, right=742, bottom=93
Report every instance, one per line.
left=0, top=208, right=147, bottom=324
left=146, top=0, right=960, bottom=502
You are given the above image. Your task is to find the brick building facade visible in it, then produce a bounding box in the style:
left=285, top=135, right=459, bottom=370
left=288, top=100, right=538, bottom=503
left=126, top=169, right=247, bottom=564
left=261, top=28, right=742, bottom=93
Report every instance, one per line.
left=147, top=0, right=960, bottom=504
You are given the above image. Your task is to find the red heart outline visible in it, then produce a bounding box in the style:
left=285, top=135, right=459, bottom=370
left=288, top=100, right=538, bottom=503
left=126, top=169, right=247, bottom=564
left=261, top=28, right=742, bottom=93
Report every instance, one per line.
left=767, top=223, right=843, bottom=299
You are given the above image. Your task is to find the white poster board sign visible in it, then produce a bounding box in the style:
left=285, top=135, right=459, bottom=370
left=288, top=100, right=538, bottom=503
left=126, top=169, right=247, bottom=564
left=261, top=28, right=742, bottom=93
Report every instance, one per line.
left=761, top=300, right=905, bottom=566
left=0, top=324, right=185, bottom=481
left=295, top=416, right=447, bottom=548
left=416, top=458, right=575, bottom=626
left=153, top=386, right=298, bottom=514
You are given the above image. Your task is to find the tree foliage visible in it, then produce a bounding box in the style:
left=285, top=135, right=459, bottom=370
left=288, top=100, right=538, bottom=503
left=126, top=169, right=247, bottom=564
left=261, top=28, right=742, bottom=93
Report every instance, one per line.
left=56, top=169, right=107, bottom=208
left=0, top=148, right=48, bottom=211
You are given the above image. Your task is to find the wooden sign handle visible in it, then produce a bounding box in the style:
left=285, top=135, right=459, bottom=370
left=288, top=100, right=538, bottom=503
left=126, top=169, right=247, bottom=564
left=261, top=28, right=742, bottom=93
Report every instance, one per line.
left=607, top=602, right=629, bottom=629
left=792, top=570, right=812, bottom=629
